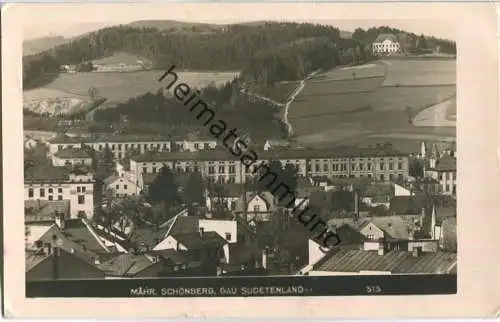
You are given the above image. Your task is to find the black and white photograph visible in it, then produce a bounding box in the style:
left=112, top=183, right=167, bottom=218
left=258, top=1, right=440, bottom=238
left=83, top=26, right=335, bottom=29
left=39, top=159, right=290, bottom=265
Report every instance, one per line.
left=3, top=2, right=500, bottom=319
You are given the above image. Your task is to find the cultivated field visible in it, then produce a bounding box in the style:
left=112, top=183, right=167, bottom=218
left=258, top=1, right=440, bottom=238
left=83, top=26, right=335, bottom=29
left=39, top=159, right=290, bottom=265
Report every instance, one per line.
left=288, top=59, right=457, bottom=149
left=25, top=70, right=240, bottom=103
left=381, top=59, right=456, bottom=86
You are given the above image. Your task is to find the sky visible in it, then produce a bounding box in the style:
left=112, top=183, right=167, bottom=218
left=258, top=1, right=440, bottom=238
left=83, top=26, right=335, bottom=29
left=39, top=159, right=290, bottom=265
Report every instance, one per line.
left=19, top=3, right=461, bottom=41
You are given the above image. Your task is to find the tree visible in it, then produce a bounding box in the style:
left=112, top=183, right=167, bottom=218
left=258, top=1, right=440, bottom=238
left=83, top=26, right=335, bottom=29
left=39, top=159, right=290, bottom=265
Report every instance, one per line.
left=281, top=164, right=298, bottom=194
left=184, top=170, right=205, bottom=214
left=148, top=166, right=180, bottom=218
left=88, top=86, right=98, bottom=101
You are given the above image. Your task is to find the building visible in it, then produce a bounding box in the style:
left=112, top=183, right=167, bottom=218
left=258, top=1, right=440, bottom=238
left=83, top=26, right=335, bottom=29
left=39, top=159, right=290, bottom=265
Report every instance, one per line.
left=103, top=174, right=139, bottom=197
left=51, top=148, right=92, bottom=167
left=234, top=191, right=276, bottom=222
left=26, top=248, right=105, bottom=281
left=425, top=155, right=457, bottom=195
left=25, top=199, right=70, bottom=224
left=372, top=34, right=402, bottom=56
left=309, top=247, right=457, bottom=275
left=47, top=134, right=218, bottom=160
left=24, top=166, right=95, bottom=219
left=129, top=145, right=410, bottom=185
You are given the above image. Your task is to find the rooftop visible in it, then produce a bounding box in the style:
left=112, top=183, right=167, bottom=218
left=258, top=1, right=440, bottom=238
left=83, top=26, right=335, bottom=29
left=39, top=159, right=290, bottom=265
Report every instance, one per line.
left=432, top=155, right=457, bottom=172
left=172, top=231, right=228, bottom=249
left=374, top=33, right=399, bottom=43
left=98, top=253, right=156, bottom=277
left=132, top=145, right=408, bottom=162
left=314, top=248, right=457, bottom=274
left=390, top=194, right=428, bottom=215
left=53, top=148, right=91, bottom=159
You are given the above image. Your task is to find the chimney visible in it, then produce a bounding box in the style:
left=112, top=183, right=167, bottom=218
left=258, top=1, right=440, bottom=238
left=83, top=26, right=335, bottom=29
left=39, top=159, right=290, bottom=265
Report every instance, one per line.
left=354, top=190, right=359, bottom=218
left=377, top=243, right=384, bottom=256
left=262, top=248, right=268, bottom=269
left=199, top=227, right=205, bottom=239
left=55, top=211, right=65, bottom=230
left=52, top=246, right=60, bottom=280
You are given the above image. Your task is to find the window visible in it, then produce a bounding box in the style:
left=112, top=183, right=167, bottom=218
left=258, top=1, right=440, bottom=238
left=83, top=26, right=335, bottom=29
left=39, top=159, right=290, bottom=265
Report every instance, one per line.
left=379, top=163, right=385, bottom=170
left=28, top=188, right=34, bottom=198
left=58, top=195, right=63, bottom=201
left=152, top=167, right=157, bottom=173
left=117, top=144, right=122, bottom=150
left=229, top=165, right=235, bottom=174
left=253, top=205, right=260, bottom=212
left=115, top=185, right=119, bottom=190
left=324, top=164, right=329, bottom=172
left=453, top=172, right=456, bottom=180
left=81, top=186, right=86, bottom=193
left=124, top=184, right=128, bottom=190
left=367, top=234, right=375, bottom=240
left=218, top=166, right=225, bottom=173
left=58, top=188, right=62, bottom=193
left=228, top=176, right=236, bottom=183
left=39, top=188, right=45, bottom=197
left=78, top=195, right=85, bottom=204
left=315, top=164, right=320, bottom=172
left=48, top=188, right=53, bottom=193
left=368, top=164, right=372, bottom=171
left=398, top=162, right=403, bottom=170
left=225, top=233, right=232, bottom=241
left=194, top=143, right=200, bottom=150
left=389, top=162, right=394, bottom=170
left=48, top=196, right=53, bottom=201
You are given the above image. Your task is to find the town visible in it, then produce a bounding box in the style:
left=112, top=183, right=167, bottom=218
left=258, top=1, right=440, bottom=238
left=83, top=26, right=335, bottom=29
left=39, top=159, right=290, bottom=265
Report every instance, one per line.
left=24, top=132, right=457, bottom=279
left=23, top=21, right=457, bottom=281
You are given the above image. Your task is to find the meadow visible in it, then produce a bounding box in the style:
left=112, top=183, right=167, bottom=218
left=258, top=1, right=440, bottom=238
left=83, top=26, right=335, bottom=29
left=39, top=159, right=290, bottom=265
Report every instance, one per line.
left=288, top=59, right=457, bottom=149
left=24, top=70, right=240, bottom=104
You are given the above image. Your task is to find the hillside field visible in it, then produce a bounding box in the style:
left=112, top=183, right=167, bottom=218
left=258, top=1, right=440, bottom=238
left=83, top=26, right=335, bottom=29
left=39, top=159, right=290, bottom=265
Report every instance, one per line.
left=24, top=70, right=240, bottom=104
left=288, top=59, right=457, bottom=149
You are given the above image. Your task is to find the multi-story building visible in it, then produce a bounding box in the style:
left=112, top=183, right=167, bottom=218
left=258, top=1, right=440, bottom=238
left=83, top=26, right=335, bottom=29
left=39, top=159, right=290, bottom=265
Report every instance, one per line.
left=47, top=134, right=218, bottom=160
left=372, top=34, right=401, bottom=56
left=425, top=154, right=457, bottom=195
left=24, top=166, right=95, bottom=219
left=128, top=145, right=409, bottom=185
left=51, top=148, right=92, bottom=167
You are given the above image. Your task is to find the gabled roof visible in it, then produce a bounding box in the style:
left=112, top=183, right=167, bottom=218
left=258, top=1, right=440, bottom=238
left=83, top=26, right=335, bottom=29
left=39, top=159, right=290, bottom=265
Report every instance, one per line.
left=25, top=200, right=70, bottom=221
left=390, top=195, right=428, bottom=215
left=130, top=226, right=170, bottom=249
left=53, top=148, right=91, bottom=159
left=172, top=231, right=228, bottom=249
left=207, top=183, right=246, bottom=198
left=147, top=249, right=191, bottom=265
left=60, top=219, right=110, bottom=254
left=314, top=248, right=457, bottom=274
left=374, top=33, right=399, bottom=43
left=234, top=191, right=275, bottom=213
left=335, top=224, right=368, bottom=245
left=26, top=248, right=105, bottom=277
left=433, top=155, right=456, bottom=172
left=161, top=214, right=199, bottom=236
left=98, top=253, right=156, bottom=277
left=360, top=216, right=413, bottom=240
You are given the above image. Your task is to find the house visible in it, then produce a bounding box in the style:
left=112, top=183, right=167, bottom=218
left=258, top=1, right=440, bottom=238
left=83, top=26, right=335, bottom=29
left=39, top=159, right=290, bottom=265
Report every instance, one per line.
left=425, top=154, right=457, bottom=195
left=24, top=166, right=95, bottom=219
left=153, top=230, right=229, bottom=276
left=263, top=139, right=291, bottom=151
left=234, top=191, right=276, bottom=222
left=25, top=199, right=70, bottom=224
left=372, top=34, right=401, bottom=56
left=389, top=194, right=429, bottom=223
left=205, top=183, right=245, bottom=212
left=199, top=219, right=237, bottom=244
left=362, top=183, right=394, bottom=208
left=308, top=247, right=457, bottom=275
left=222, top=243, right=267, bottom=276
left=51, top=148, right=92, bottom=167
left=24, top=137, right=38, bottom=150
left=97, top=250, right=197, bottom=278
left=358, top=215, right=415, bottom=246
left=26, top=248, right=105, bottom=281
left=103, top=174, right=139, bottom=197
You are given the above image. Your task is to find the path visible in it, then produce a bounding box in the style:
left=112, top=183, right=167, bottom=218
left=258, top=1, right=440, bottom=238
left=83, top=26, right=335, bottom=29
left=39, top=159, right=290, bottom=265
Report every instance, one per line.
left=412, top=99, right=456, bottom=127
left=282, top=70, right=321, bottom=136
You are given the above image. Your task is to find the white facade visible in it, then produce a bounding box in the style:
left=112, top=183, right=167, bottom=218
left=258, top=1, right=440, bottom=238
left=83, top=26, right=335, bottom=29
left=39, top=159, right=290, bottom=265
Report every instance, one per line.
left=52, top=155, right=92, bottom=167
left=198, top=219, right=237, bottom=243
left=359, top=222, right=385, bottom=241
left=24, top=172, right=95, bottom=219
left=153, top=235, right=230, bottom=264
left=246, top=195, right=270, bottom=213
left=105, top=176, right=139, bottom=197
left=174, top=140, right=217, bottom=152
left=372, top=39, right=401, bottom=55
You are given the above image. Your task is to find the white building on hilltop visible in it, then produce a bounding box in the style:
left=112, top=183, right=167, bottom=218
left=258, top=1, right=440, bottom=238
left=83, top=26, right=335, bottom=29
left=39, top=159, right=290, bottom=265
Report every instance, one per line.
left=372, top=34, right=401, bottom=56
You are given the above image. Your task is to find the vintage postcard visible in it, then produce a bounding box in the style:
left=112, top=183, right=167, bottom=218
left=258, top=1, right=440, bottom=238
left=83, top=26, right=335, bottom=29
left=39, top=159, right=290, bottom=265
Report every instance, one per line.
left=2, top=2, right=500, bottom=319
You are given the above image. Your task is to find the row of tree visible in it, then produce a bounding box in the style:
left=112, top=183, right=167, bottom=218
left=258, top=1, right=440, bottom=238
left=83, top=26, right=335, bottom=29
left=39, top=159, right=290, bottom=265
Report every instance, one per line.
left=352, top=26, right=456, bottom=54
